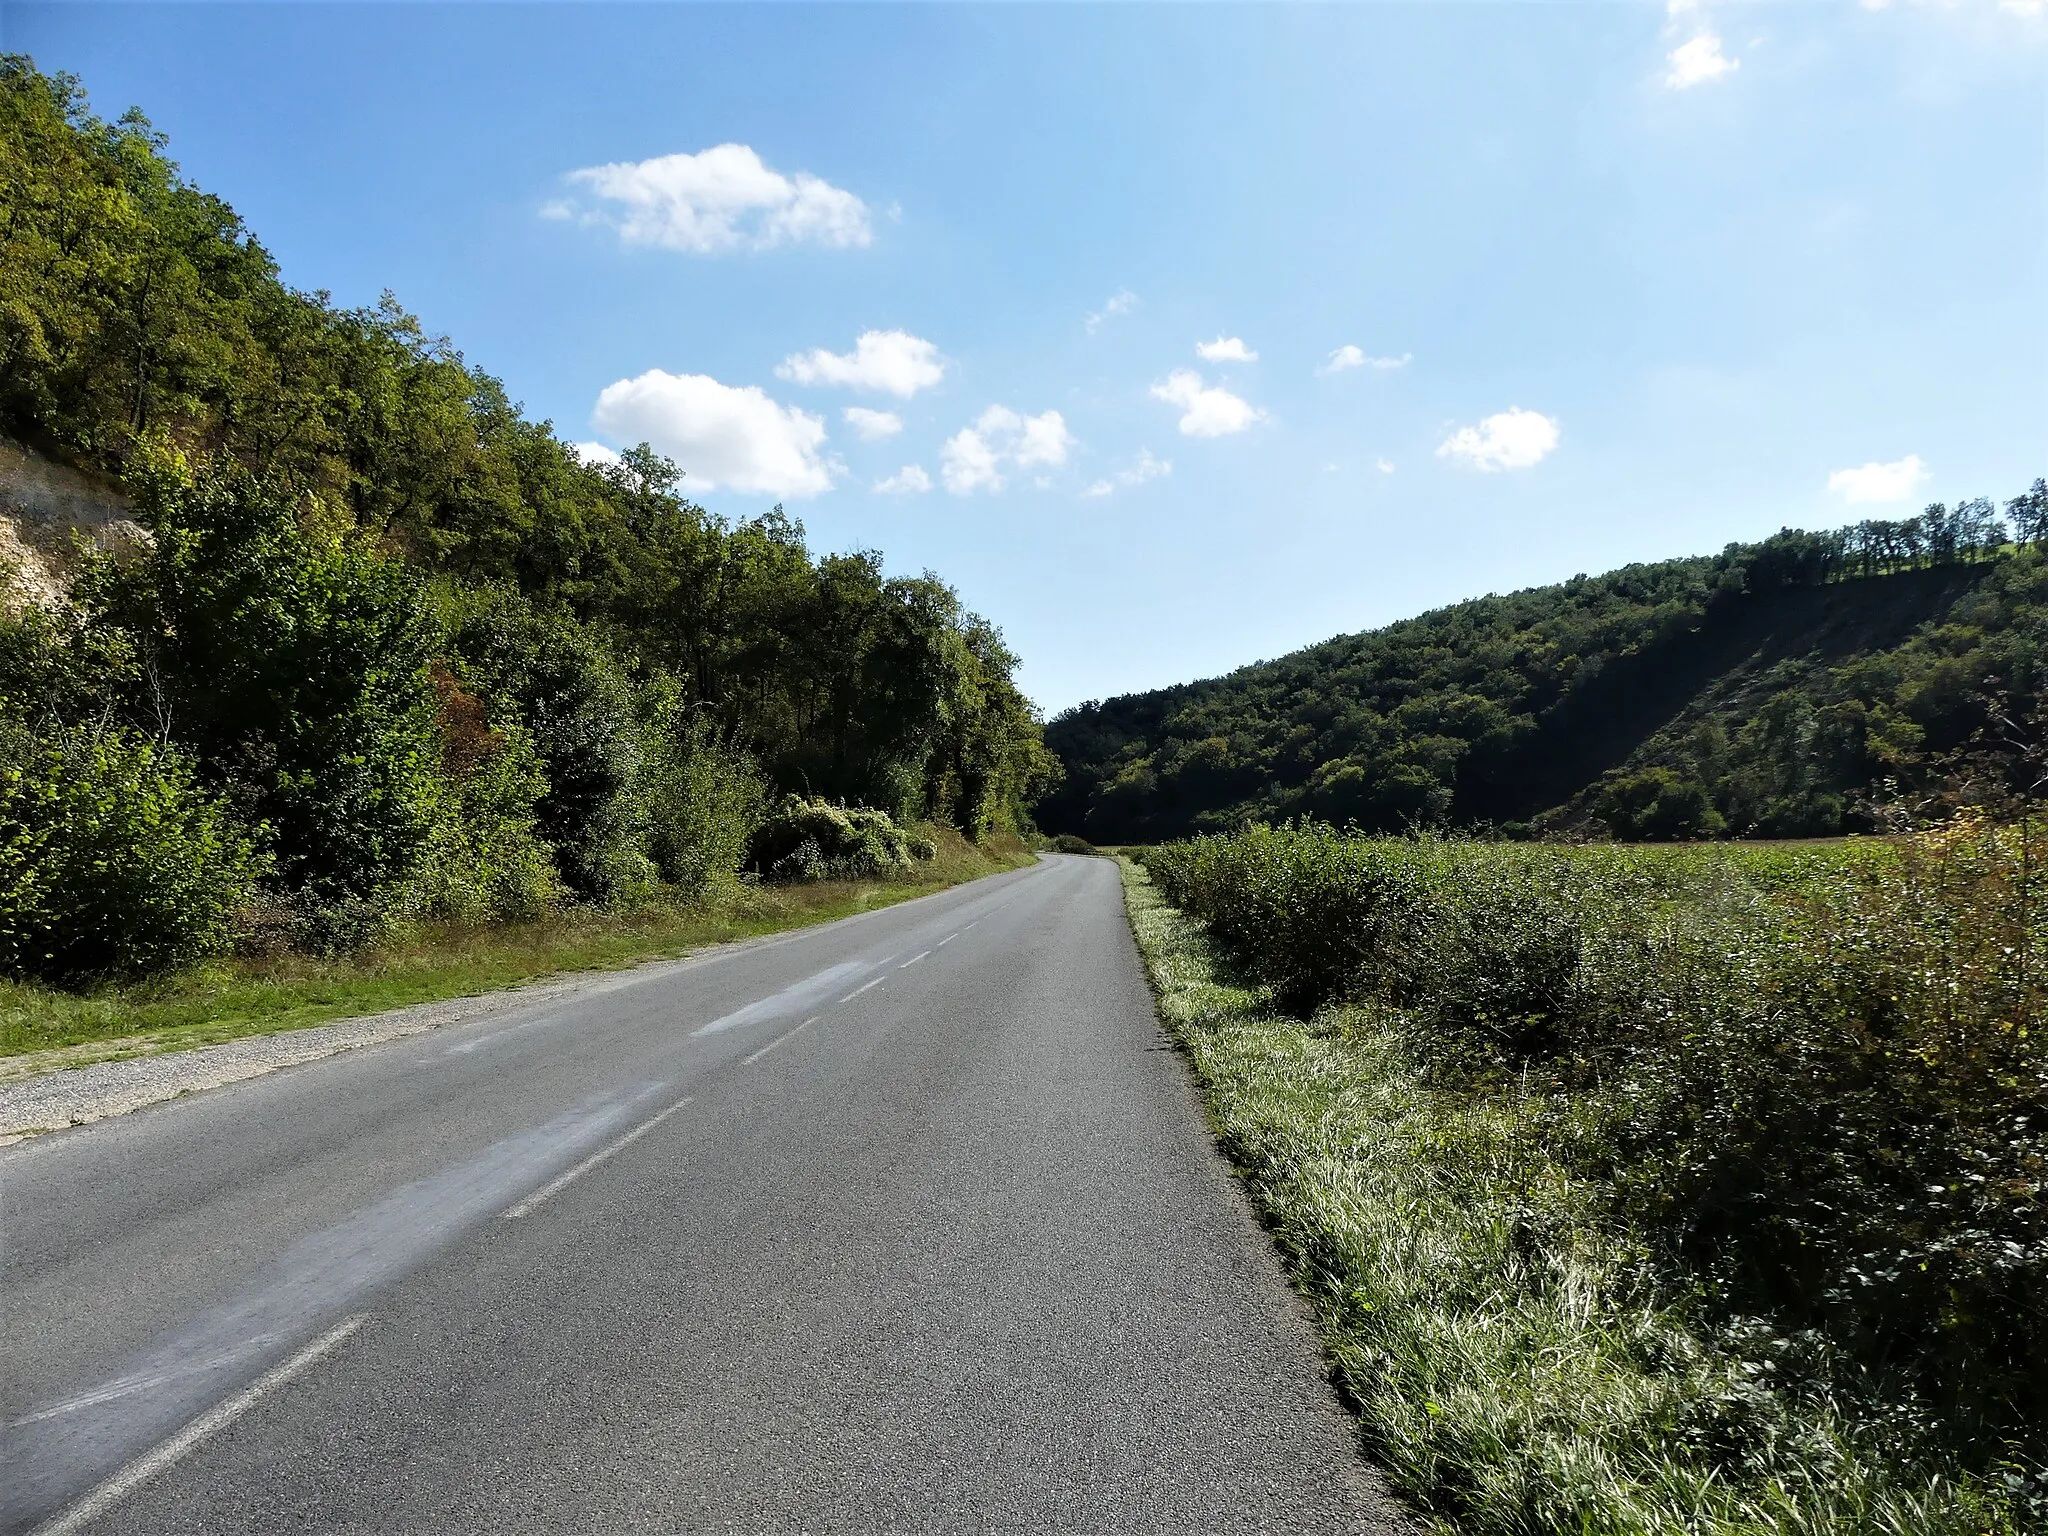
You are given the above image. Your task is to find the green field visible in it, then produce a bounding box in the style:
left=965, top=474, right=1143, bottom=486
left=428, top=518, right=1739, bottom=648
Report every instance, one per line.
left=1128, top=822, right=2045, bottom=1535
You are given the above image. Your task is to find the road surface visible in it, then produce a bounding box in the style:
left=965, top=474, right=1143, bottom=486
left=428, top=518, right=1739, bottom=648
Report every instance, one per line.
left=1, top=855, right=1410, bottom=1533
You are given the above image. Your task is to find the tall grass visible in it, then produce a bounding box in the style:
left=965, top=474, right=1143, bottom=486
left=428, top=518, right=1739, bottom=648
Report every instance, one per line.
left=1132, top=821, right=2047, bottom=1535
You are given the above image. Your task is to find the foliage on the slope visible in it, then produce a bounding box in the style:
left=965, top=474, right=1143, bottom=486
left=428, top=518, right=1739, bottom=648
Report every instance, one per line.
left=1046, top=499, right=2048, bottom=844
left=1143, top=824, right=2048, bottom=1468
left=0, top=56, right=1052, bottom=980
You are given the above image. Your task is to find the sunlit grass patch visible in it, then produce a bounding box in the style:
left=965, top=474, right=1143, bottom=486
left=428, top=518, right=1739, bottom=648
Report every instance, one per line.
left=1119, top=854, right=2038, bottom=1536
left=0, top=827, right=1026, bottom=1066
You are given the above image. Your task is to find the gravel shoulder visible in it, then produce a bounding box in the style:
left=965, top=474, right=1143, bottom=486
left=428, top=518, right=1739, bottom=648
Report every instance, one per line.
left=0, top=939, right=775, bottom=1145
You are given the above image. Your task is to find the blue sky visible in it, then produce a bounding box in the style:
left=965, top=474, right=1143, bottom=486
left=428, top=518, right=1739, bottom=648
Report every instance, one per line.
left=10, top=3, right=2046, bottom=713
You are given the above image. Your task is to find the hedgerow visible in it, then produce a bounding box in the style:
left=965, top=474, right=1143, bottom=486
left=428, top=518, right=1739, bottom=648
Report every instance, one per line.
left=1142, top=822, right=2047, bottom=1522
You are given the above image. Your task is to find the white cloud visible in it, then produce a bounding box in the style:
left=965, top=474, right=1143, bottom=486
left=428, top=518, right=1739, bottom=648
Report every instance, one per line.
left=1195, top=336, right=1258, bottom=364
left=1377, top=457, right=1396, bottom=474
left=559, top=144, right=871, bottom=254
left=940, top=405, right=1074, bottom=494
left=1827, top=454, right=1930, bottom=504
left=1085, top=289, right=1139, bottom=334
left=1151, top=370, right=1267, bottom=438
left=874, top=464, right=932, bottom=494
left=1319, top=345, right=1411, bottom=376
left=1665, top=31, right=1740, bottom=87
left=843, top=406, right=904, bottom=441
left=572, top=441, right=622, bottom=468
left=1437, top=407, right=1560, bottom=471
left=591, top=370, right=835, bottom=498
left=1082, top=449, right=1173, bottom=498
left=777, top=330, right=945, bottom=398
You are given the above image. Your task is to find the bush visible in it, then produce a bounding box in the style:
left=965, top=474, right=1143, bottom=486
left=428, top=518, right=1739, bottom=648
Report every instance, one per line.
left=1593, top=765, right=1725, bottom=840
left=638, top=687, right=767, bottom=892
left=0, top=721, right=263, bottom=982
left=1050, top=833, right=1098, bottom=855
left=747, top=795, right=933, bottom=881
left=397, top=668, right=562, bottom=924
left=89, top=449, right=447, bottom=909
left=448, top=588, right=653, bottom=902
left=1145, top=820, right=2048, bottom=1455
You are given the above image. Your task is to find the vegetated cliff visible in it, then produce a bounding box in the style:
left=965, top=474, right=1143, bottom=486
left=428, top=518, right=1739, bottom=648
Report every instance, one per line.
left=0, top=438, right=144, bottom=609
left=0, top=55, right=1056, bottom=987
left=1041, top=502, right=2048, bottom=843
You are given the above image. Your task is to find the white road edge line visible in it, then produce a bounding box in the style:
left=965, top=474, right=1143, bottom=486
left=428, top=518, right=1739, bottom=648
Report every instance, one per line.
left=501, top=1097, right=693, bottom=1220
left=742, top=1018, right=816, bottom=1067
left=898, top=951, right=930, bottom=969
left=33, top=1313, right=370, bottom=1536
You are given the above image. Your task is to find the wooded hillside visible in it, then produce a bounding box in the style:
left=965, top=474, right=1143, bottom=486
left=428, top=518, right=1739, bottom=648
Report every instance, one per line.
left=1042, top=496, right=2048, bottom=843
left=0, top=57, right=1053, bottom=983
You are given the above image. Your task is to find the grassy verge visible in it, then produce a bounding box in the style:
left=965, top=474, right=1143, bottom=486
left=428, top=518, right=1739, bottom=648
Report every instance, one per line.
left=1116, top=854, right=2030, bottom=1536
left=0, top=829, right=1028, bottom=1070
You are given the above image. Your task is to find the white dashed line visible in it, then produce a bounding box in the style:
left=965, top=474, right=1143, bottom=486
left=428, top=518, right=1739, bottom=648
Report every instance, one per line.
left=843, top=976, right=885, bottom=1001
left=501, top=1097, right=693, bottom=1220
left=742, top=1018, right=816, bottom=1067
left=898, top=951, right=930, bottom=969
left=33, top=1314, right=370, bottom=1536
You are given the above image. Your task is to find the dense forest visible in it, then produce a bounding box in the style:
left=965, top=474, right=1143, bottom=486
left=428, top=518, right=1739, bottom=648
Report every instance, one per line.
left=0, top=57, right=1054, bottom=983
left=1043, top=490, right=2048, bottom=844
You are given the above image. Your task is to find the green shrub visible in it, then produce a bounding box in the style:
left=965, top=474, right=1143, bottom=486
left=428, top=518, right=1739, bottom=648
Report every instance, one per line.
left=1145, top=820, right=2048, bottom=1463
left=638, top=686, right=767, bottom=892
left=448, top=588, right=653, bottom=903
left=396, top=668, right=562, bottom=923
left=0, top=720, right=263, bottom=982
left=1593, top=766, right=1725, bottom=840
left=747, top=795, right=932, bottom=881
left=1050, top=833, right=1098, bottom=855
left=89, top=449, right=447, bottom=910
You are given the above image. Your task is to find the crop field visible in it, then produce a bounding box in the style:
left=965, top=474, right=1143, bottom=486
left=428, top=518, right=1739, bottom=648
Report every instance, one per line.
left=1131, top=822, right=2046, bottom=1534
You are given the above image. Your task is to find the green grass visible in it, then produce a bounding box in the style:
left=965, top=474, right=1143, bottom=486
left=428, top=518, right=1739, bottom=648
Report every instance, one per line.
left=0, top=830, right=1028, bottom=1070
left=1117, top=854, right=2032, bottom=1536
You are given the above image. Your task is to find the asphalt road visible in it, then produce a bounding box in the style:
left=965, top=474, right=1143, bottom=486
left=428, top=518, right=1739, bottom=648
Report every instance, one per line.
left=1, top=855, right=1411, bottom=1533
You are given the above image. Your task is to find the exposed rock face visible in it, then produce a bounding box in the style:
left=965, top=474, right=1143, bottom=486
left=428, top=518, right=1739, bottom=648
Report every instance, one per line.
left=0, top=439, right=146, bottom=609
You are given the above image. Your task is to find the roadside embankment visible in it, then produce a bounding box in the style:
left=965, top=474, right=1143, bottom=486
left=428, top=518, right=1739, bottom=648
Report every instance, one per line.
left=1118, top=835, right=2042, bottom=1536
left=0, top=836, right=1029, bottom=1137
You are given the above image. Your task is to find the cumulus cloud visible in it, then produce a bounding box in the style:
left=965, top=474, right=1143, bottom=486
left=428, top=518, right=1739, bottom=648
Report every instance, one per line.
left=1827, top=454, right=1930, bottom=504
left=572, top=441, right=622, bottom=469
left=558, top=144, right=871, bottom=254
left=1319, top=345, right=1411, bottom=376
left=1195, top=336, right=1258, bottom=363
left=777, top=330, right=945, bottom=398
left=874, top=464, right=932, bottom=494
left=843, top=406, right=904, bottom=441
left=1082, top=448, right=1173, bottom=498
left=591, top=370, right=835, bottom=498
left=1085, top=289, right=1139, bottom=334
left=1377, top=457, right=1396, bottom=474
left=1151, top=370, right=1267, bottom=438
left=1437, top=407, right=1560, bottom=472
left=940, top=405, right=1074, bottom=494
left=1666, top=31, right=1740, bottom=87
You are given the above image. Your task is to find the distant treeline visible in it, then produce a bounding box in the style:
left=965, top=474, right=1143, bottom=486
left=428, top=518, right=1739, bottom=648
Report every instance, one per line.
left=1043, top=482, right=2048, bottom=845
left=0, top=57, right=1054, bottom=983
